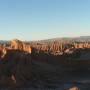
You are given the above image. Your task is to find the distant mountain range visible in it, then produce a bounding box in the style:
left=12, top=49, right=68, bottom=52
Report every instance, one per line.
left=0, top=40, right=9, bottom=44
left=30, top=36, right=90, bottom=43
left=0, top=36, right=90, bottom=44
left=29, top=36, right=90, bottom=43
left=75, top=36, right=90, bottom=42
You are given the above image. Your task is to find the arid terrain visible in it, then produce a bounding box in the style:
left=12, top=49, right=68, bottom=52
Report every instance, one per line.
left=0, top=38, right=90, bottom=90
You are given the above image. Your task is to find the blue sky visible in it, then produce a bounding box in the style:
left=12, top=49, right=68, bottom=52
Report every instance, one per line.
left=0, top=0, right=90, bottom=40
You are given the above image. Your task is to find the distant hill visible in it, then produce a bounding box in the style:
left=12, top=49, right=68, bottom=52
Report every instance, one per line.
left=0, top=40, right=9, bottom=44
left=74, top=36, right=90, bottom=42
left=29, top=36, right=90, bottom=44
left=0, top=36, right=90, bottom=44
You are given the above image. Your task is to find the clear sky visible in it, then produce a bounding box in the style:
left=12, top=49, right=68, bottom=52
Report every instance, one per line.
left=0, top=0, right=90, bottom=40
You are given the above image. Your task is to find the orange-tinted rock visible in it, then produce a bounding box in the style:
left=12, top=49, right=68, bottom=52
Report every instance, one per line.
left=11, top=39, right=23, bottom=50
left=10, top=39, right=32, bottom=53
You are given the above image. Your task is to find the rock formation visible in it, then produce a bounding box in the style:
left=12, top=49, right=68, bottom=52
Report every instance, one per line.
left=0, top=39, right=90, bottom=89
left=10, top=39, right=32, bottom=53
left=11, top=39, right=23, bottom=50
left=0, top=48, right=32, bottom=87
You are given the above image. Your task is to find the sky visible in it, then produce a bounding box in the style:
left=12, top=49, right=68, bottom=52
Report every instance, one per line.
left=0, top=0, right=90, bottom=40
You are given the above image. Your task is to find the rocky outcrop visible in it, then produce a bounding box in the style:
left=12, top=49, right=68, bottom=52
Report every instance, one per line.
left=0, top=44, right=4, bottom=58
left=3, top=39, right=89, bottom=56
left=31, top=41, right=90, bottom=55
left=74, top=42, right=90, bottom=49
left=0, top=39, right=90, bottom=89
left=0, top=48, right=32, bottom=87
left=10, top=39, right=32, bottom=53
left=11, top=39, right=23, bottom=50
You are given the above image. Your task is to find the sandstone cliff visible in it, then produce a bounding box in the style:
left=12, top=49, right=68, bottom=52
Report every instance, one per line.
left=10, top=39, right=32, bottom=53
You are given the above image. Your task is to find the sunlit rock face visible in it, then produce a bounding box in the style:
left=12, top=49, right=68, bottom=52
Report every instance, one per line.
left=11, top=39, right=23, bottom=50
left=0, top=44, right=4, bottom=58
left=10, top=39, right=32, bottom=53
left=74, top=42, right=90, bottom=49
left=23, top=43, right=32, bottom=53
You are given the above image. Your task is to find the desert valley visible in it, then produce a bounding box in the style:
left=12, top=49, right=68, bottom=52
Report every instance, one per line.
left=0, top=37, right=90, bottom=89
